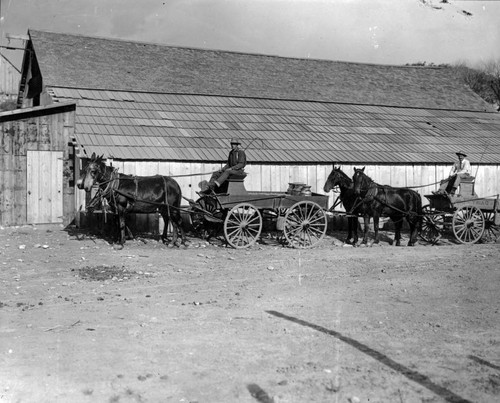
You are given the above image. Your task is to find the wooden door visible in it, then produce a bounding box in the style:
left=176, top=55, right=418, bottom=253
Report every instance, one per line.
left=27, top=151, right=63, bottom=224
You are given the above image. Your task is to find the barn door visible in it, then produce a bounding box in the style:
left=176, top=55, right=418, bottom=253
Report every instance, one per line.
left=27, top=151, right=63, bottom=224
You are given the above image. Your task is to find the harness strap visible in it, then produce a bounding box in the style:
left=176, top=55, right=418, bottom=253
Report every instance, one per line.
left=162, top=176, right=171, bottom=220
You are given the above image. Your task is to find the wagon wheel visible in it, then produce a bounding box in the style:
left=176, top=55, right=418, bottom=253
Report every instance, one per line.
left=191, top=195, right=224, bottom=239
left=452, top=205, right=485, bottom=244
left=283, top=201, right=327, bottom=248
left=420, top=204, right=445, bottom=244
left=223, top=203, right=263, bottom=249
left=481, top=211, right=500, bottom=243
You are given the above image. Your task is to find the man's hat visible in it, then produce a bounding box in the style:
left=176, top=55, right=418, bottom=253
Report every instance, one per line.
left=230, top=138, right=241, bottom=145
left=456, top=150, right=467, bottom=157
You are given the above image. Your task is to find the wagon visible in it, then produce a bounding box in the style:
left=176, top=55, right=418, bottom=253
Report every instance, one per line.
left=187, top=173, right=329, bottom=249
left=420, top=176, right=500, bottom=244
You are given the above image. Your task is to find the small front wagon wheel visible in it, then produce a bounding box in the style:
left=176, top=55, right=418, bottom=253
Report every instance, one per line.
left=224, top=203, right=262, bottom=249
left=420, top=204, right=444, bottom=244
left=284, top=201, right=327, bottom=248
left=452, top=205, right=485, bottom=244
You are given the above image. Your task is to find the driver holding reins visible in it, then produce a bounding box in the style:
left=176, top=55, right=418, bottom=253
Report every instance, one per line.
left=435, top=150, right=471, bottom=195
left=201, top=138, right=247, bottom=194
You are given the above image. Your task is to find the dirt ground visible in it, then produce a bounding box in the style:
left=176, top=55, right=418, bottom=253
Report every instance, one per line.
left=0, top=223, right=499, bottom=403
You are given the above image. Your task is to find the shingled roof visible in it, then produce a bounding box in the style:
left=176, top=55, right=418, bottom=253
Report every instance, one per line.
left=24, top=29, right=500, bottom=165
left=51, top=88, right=500, bottom=165
left=29, top=29, right=493, bottom=112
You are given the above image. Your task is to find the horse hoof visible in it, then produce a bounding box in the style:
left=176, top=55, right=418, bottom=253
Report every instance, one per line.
left=113, top=244, right=124, bottom=250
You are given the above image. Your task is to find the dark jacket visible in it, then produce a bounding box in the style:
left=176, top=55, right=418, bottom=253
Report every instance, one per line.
left=223, top=148, right=246, bottom=171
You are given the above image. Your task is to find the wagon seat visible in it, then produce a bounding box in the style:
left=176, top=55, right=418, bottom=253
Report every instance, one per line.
left=456, top=176, right=477, bottom=199
left=215, top=171, right=248, bottom=195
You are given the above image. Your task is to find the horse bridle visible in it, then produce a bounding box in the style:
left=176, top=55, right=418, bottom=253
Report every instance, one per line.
left=86, top=161, right=105, bottom=183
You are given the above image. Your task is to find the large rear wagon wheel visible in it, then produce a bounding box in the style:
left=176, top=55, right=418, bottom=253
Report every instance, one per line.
left=481, top=211, right=500, bottom=243
left=283, top=201, right=327, bottom=248
left=452, top=205, right=485, bottom=244
left=420, top=204, right=445, bottom=244
left=223, top=203, right=262, bottom=249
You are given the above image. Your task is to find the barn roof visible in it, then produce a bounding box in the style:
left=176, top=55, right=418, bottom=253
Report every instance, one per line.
left=51, top=88, right=500, bottom=165
left=29, top=29, right=493, bottom=112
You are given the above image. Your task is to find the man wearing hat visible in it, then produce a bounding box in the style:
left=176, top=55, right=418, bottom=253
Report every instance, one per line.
left=436, top=151, right=471, bottom=195
left=202, top=138, right=247, bottom=193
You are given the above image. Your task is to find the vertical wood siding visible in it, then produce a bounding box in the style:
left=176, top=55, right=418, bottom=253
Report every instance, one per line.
left=0, top=107, right=75, bottom=226
left=0, top=57, right=20, bottom=99
left=76, top=161, right=500, bottom=218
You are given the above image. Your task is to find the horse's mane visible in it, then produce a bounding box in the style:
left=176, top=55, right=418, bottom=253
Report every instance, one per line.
left=354, top=169, right=374, bottom=185
left=335, top=167, right=352, bottom=183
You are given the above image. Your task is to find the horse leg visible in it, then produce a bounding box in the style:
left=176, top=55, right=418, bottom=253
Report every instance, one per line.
left=345, top=217, right=354, bottom=244
left=362, top=216, right=370, bottom=244
left=350, top=217, right=359, bottom=245
left=407, top=222, right=415, bottom=246
left=394, top=218, right=402, bottom=246
left=407, top=217, right=419, bottom=246
left=118, top=212, right=127, bottom=245
left=172, top=209, right=187, bottom=247
left=169, top=212, right=180, bottom=247
left=126, top=226, right=134, bottom=240
left=160, top=211, right=171, bottom=246
left=372, top=215, right=380, bottom=244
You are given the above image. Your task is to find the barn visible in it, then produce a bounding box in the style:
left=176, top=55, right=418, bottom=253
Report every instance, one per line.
left=2, top=29, right=500, bottom=229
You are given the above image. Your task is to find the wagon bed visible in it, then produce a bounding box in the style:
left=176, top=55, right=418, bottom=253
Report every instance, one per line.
left=421, top=177, right=500, bottom=244
left=189, top=175, right=329, bottom=249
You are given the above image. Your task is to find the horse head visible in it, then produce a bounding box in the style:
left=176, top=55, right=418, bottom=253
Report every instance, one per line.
left=77, top=152, right=107, bottom=192
left=324, top=166, right=352, bottom=193
left=352, top=167, right=369, bottom=196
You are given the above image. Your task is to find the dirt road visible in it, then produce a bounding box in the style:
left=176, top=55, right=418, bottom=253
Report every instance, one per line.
left=1, top=225, right=499, bottom=403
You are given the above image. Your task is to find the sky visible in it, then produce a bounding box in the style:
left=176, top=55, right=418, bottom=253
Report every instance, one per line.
left=1, top=0, right=499, bottom=69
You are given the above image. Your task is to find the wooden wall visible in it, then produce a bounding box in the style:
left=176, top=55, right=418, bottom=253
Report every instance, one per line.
left=0, top=103, right=76, bottom=226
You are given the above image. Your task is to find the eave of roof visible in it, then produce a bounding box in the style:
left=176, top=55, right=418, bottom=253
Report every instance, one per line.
left=29, top=29, right=494, bottom=112
left=51, top=88, right=500, bottom=165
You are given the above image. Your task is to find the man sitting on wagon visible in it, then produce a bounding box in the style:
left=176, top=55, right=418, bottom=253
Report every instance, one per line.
left=434, top=150, right=471, bottom=195
left=201, top=138, right=247, bottom=194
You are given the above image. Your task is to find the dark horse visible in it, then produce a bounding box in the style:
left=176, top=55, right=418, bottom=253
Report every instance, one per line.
left=77, top=153, right=186, bottom=246
left=323, top=166, right=364, bottom=245
left=352, top=167, right=422, bottom=246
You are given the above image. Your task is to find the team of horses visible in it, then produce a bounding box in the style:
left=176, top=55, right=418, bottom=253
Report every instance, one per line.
left=78, top=154, right=423, bottom=247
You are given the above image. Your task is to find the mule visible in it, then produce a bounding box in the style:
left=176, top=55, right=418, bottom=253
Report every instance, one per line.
left=352, top=167, right=422, bottom=246
left=77, top=153, right=186, bottom=247
left=323, top=166, right=365, bottom=245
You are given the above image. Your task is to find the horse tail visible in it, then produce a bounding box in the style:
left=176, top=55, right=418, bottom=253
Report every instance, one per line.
left=412, top=189, right=423, bottom=231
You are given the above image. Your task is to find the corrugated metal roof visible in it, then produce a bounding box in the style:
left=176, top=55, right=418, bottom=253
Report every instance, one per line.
left=52, top=88, right=500, bottom=165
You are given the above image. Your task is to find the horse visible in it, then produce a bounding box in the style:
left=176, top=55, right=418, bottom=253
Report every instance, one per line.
left=77, top=153, right=186, bottom=247
left=323, top=166, right=364, bottom=245
left=352, top=167, right=422, bottom=246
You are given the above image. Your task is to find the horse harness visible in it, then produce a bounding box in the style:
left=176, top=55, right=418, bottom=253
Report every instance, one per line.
left=349, top=181, right=417, bottom=220
left=87, top=168, right=172, bottom=218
